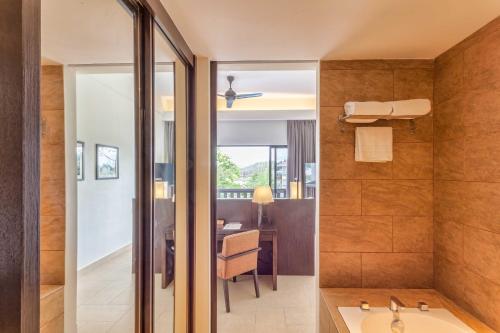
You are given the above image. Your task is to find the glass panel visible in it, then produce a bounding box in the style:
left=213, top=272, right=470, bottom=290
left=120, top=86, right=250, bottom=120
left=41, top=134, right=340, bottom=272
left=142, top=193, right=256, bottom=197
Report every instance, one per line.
left=41, top=0, right=137, bottom=330
left=153, top=24, right=188, bottom=333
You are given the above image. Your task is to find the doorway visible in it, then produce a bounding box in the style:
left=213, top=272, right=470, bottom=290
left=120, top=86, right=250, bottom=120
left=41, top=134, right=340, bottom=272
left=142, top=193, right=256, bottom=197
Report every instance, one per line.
left=211, top=62, right=319, bottom=333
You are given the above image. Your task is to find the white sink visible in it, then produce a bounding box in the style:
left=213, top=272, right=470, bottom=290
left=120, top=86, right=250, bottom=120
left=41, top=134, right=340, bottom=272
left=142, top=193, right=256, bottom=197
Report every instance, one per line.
left=338, top=307, right=476, bottom=333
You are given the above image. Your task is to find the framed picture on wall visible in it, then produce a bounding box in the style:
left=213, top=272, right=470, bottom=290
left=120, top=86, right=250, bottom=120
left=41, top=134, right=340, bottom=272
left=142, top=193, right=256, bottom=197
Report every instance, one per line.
left=96, top=144, right=119, bottom=180
left=76, top=141, right=85, bottom=181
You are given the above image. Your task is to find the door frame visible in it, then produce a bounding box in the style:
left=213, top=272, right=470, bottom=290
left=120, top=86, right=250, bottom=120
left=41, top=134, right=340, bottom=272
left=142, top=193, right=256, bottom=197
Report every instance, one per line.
left=208, top=61, right=320, bottom=333
left=120, top=1, right=196, bottom=332
left=0, top=0, right=195, bottom=332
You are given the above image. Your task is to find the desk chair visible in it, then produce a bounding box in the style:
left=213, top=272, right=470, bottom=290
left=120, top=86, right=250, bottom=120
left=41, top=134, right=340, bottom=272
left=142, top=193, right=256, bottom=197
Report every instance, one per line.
left=217, top=230, right=261, bottom=313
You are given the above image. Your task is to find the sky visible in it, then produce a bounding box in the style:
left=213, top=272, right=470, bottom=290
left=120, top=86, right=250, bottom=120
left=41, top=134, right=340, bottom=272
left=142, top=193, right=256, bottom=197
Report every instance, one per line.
left=218, top=146, right=268, bottom=168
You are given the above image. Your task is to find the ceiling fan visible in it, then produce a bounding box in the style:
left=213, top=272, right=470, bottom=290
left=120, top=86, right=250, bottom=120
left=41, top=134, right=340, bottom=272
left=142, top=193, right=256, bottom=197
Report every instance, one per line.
left=218, top=75, right=263, bottom=108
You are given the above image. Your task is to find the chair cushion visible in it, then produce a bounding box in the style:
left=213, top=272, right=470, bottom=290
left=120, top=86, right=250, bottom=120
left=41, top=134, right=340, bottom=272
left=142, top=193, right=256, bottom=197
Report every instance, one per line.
left=221, top=230, right=259, bottom=257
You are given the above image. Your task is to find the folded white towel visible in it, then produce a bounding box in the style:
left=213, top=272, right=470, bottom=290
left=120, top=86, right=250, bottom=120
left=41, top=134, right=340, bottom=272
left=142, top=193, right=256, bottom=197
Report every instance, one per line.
left=387, top=99, right=431, bottom=117
left=355, top=127, right=393, bottom=163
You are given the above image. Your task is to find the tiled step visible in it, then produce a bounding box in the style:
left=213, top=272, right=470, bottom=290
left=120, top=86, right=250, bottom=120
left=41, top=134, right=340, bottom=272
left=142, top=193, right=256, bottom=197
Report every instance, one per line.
left=40, top=285, right=64, bottom=333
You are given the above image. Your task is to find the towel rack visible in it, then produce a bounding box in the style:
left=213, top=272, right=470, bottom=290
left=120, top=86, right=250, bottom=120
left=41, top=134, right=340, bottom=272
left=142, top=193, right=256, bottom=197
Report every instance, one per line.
left=338, top=110, right=429, bottom=134
left=338, top=113, right=426, bottom=134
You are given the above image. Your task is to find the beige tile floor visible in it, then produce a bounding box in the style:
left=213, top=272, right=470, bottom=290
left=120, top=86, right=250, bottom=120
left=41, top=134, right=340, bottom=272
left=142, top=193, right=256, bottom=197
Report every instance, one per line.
left=77, top=248, right=316, bottom=333
left=77, top=248, right=173, bottom=333
left=217, top=275, right=316, bottom=333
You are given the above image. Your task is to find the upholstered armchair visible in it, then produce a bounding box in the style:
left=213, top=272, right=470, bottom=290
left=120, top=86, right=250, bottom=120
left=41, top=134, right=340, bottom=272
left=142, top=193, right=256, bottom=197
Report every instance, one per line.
left=217, top=230, right=261, bottom=312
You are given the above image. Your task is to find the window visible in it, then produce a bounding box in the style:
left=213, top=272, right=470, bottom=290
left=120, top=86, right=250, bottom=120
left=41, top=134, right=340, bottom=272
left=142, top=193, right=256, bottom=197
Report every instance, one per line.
left=217, top=145, right=288, bottom=199
left=270, top=146, right=288, bottom=198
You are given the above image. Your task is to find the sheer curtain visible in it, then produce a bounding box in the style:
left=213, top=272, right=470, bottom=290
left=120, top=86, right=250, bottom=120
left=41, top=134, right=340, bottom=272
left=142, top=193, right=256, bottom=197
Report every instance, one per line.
left=287, top=120, right=316, bottom=198
left=164, top=121, right=174, bottom=163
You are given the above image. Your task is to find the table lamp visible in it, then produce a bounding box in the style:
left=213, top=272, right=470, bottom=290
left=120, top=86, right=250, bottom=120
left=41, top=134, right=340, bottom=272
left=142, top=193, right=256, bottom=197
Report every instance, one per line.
left=252, top=185, right=274, bottom=227
left=289, top=180, right=303, bottom=199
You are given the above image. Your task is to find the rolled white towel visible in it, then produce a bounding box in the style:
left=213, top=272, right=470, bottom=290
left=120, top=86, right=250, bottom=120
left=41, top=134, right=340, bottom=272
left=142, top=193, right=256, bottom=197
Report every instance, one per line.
left=344, top=101, right=393, bottom=117
left=388, top=99, right=431, bottom=117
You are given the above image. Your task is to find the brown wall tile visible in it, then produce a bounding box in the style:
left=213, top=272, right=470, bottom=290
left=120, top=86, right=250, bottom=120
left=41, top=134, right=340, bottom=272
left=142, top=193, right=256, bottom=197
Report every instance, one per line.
left=42, top=109, right=65, bottom=145
left=320, top=107, right=354, bottom=144
left=320, top=215, right=392, bottom=252
left=40, top=65, right=66, bottom=293
left=394, top=68, right=434, bottom=101
left=40, top=286, right=64, bottom=327
left=40, top=250, right=65, bottom=285
left=463, top=88, right=500, bottom=137
left=463, top=28, right=500, bottom=91
left=434, top=54, right=464, bottom=104
left=41, top=66, right=64, bottom=110
left=320, top=143, right=354, bottom=180
left=41, top=143, right=65, bottom=182
left=434, top=18, right=500, bottom=331
left=362, top=253, right=433, bottom=288
left=462, top=269, right=500, bottom=331
left=320, top=253, right=361, bottom=288
left=393, top=142, right=433, bottom=179
left=434, top=139, right=465, bottom=180
left=434, top=219, right=464, bottom=264
left=392, top=115, right=433, bottom=143
left=464, top=226, right=500, bottom=284
left=461, top=182, right=500, bottom=234
left=464, top=132, right=500, bottom=182
left=41, top=216, right=65, bottom=251
left=320, top=180, right=361, bottom=215
left=393, top=216, right=433, bottom=253
left=362, top=180, right=432, bottom=216
left=320, top=69, right=393, bottom=106
left=41, top=180, right=66, bottom=216
left=434, top=95, right=464, bottom=141
left=434, top=255, right=466, bottom=306
left=434, top=180, right=464, bottom=223
left=319, top=60, right=435, bottom=289
left=321, top=143, right=392, bottom=180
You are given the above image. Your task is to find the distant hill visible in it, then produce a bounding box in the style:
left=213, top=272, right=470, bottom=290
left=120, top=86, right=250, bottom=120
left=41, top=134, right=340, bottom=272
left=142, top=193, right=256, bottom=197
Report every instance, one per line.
left=240, top=161, right=268, bottom=177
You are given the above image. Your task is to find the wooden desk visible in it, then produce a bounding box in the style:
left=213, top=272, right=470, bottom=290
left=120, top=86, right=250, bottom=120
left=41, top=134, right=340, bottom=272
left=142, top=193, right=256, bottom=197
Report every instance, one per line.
left=162, top=224, right=278, bottom=291
left=217, top=224, right=278, bottom=291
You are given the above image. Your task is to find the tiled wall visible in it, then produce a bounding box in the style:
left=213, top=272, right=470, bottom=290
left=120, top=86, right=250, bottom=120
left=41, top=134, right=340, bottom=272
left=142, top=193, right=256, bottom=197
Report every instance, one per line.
left=433, top=17, right=500, bottom=331
left=319, top=60, right=434, bottom=288
left=41, top=65, right=66, bottom=285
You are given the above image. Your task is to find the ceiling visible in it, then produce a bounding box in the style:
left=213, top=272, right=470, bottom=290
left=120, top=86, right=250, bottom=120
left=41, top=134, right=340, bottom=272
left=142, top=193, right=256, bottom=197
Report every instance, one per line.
left=42, top=0, right=500, bottom=63
left=42, top=0, right=178, bottom=65
left=217, top=69, right=316, bottom=95
left=161, top=0, right=500, bottom=61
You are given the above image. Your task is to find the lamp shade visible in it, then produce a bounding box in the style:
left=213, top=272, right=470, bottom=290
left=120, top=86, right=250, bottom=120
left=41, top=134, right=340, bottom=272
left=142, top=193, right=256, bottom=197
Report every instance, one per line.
left=155, top=181, right=167, bottom=199
left=252, top=185, right=274, bottom=204
left=289, top=181, right=303, bottom=199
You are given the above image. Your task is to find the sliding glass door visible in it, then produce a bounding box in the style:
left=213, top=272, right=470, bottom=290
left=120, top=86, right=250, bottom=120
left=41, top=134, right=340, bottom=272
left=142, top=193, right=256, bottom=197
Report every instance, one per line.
left=152, top=24, right=189, bottom=333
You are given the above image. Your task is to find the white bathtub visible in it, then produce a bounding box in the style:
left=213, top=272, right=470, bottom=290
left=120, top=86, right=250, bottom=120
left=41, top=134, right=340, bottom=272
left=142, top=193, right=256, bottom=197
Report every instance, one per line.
left=338, top=307, right=476, bottom=333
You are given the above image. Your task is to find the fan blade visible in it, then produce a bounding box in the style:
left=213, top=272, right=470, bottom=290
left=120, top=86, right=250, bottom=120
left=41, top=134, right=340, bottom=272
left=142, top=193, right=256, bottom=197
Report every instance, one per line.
left=217, top=94, right=226, bottom=97
left=226, top=98, right=234, bottom=108
left=235, top=93, right=263, bottom=99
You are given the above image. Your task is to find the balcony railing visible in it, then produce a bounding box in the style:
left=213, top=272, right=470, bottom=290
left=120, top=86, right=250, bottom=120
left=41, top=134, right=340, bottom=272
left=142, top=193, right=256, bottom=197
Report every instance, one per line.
left=217, top=188, right=287, bottom=199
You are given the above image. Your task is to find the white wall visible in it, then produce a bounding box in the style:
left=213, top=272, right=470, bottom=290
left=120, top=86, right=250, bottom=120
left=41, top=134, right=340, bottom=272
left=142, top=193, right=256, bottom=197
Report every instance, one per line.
left=217, top=120, right=287, bottom=146
left=76, top=72, right=135, bottom=269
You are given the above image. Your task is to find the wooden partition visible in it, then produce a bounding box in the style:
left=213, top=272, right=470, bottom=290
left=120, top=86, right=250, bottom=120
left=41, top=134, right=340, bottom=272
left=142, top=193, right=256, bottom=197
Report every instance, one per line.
left=216, top=199, right=315, bottom=275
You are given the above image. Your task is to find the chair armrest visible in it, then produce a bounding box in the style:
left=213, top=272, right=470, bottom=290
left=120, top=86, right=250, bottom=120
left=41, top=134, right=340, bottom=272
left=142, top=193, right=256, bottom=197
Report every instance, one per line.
left=217, top=247, right=261, bottom=261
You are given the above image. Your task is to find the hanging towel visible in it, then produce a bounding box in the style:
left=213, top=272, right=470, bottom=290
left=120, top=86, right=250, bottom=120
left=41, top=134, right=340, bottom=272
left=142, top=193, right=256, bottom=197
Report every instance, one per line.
left=355, top=127, right=393, bottom=162
left=344, top=101, right=392, bottom=123
left=387, top=99, right=431, bottom=118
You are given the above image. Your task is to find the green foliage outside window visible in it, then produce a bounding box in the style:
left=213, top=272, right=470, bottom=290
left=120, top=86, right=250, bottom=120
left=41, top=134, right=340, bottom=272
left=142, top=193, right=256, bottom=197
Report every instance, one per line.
left=216, top=150, right=241, bottom=189
left=217, top=149, right=269, bottom=189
